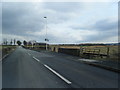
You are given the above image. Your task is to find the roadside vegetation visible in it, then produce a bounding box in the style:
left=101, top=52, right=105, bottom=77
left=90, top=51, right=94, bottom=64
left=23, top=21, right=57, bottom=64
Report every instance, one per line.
left=2, top=39, right=117, bottom=62
left=2, top=45, right=17, bottom=58
left=23, top=43, right=119, bottom=61
left=1, top=39, right=23, bottom=59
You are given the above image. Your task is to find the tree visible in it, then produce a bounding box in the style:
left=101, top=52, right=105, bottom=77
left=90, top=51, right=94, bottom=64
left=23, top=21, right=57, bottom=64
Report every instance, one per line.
left=17, top=40, right=22, bottom=46
left=5, top=40, right=8, bottom=45
left=3, top=38, right=6, bottom=45
left=3, top=38, right=8, bottom=45
left=10, top=39, right=13, bottom=45
left=23, top=40, right=27, bottom=46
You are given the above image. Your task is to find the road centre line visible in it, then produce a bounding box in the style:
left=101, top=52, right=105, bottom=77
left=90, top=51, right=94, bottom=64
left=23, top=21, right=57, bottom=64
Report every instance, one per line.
left=28, top=53, right=31, bottom=56
left=44, top=64, right=72, bottom=85
left=33, top=56, right=40, bottom=62
left=32, top=56, right=72, bottom=84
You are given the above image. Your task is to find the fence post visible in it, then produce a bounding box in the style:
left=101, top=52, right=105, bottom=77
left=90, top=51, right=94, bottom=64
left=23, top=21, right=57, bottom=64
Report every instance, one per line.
left=79, top=47, right=81, bottom=57
left=107, top=46, right=110, bottom=58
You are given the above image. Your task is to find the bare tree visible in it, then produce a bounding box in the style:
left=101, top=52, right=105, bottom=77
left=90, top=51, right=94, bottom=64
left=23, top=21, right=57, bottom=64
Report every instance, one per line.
left=4, top=39, right=8, bottom=45
left=3, top=38, right=6, bottom=45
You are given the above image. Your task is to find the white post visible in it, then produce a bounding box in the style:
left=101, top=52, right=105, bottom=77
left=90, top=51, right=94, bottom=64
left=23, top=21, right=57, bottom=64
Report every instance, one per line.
left=32, top=43, right=33, bottom=48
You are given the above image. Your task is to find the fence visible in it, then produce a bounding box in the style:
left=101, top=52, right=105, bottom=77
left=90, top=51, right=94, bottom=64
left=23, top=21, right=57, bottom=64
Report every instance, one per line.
left=58, top=48, right=80, bottom=56
left=56, top=47, right=110, bottom=59
left=23, top=45, right=118, bottom=60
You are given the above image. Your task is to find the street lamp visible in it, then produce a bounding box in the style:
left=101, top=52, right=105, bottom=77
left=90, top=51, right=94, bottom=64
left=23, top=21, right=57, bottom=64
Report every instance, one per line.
left=44, top=16, right=48, bottom=50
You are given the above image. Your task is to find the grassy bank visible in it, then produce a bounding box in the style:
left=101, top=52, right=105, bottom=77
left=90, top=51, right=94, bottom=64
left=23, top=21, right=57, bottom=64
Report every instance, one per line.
left=1, top=45, right=17, bottom=58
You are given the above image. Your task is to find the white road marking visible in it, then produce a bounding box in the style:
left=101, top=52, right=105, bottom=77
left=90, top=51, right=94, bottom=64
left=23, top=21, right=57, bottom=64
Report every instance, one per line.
left=33, top=56, right=40, bottom=62
left=28, top=53, right=31, bottom=56
left=78, top=59, right=99, bottom=62
left=32, top=56, right=72, bottom=84
left=44, top=64, right=72, bottom=84
left=0, top=54, right=9, bottom=61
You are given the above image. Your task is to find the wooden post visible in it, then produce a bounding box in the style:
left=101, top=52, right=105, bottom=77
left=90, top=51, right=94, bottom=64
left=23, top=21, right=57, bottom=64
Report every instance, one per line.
left=79, top=47, right=82, bottom=56
left=107, top=46, right=110, bottom=58
left=98, top=49, right=100, bottom=54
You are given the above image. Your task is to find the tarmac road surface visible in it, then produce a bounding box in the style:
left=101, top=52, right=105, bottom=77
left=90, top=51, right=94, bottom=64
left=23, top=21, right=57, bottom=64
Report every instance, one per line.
left=2, top=46, right=119, bottom=88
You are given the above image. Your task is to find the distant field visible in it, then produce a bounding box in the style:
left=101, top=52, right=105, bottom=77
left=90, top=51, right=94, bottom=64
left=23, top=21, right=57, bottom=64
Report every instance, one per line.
left=0, top=46, right=2, bottom=50
left=25, top=45, right=45, bottom=48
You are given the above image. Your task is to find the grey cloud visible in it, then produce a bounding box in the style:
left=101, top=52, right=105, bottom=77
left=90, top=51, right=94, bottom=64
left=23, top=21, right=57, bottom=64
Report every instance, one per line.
left=93, top=19, right=117, bottom=31
left=70, top=18, right=118, bottom=43
left=2, top=2, right=80, bottom=36
left=43, top=2, right=82, bottom=13
left=78, top=30, right=118, bottom=43
left=2, top=2, right=45, bottom=36
left=71, top=18, right=117, bottom=31
left=70, top=26, right=88, bottom=30
left=2, top=2, right=82, bottom=38
left=2, top=2, right=117, bottom=44
left=0, top=3, right=2, bottom=30
left=41, top=2, right=83, bottom=24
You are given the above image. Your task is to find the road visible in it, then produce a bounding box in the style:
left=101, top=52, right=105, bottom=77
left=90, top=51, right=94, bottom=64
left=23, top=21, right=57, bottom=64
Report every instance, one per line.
left=2, top=46, right=119, bottom=88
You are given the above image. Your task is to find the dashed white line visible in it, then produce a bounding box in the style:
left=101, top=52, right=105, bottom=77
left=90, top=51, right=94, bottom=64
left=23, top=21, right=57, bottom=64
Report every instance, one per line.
left=28, top=53, right=31, bottom=56
left=33, top=56, right=40, bottom=62
left=32, top=56, right=72, bottom=84
left=44, top=64, right=72, bottom=84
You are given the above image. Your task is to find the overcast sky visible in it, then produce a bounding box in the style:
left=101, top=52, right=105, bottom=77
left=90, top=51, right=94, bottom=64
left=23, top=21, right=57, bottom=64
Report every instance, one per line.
left=1, top=1, right=118, bottom=44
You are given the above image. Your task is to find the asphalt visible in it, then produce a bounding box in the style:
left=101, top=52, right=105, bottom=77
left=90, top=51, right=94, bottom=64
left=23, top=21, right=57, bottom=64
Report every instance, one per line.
left=0, top=61, right=2, bottom=89
left=2, top=46, right=119, bottom=88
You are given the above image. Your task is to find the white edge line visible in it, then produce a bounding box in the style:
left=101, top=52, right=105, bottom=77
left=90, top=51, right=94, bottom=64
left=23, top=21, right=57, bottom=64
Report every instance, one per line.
left=0, top=54, right=9, bottom=61
left=33, top=56, right=40, bottom=62
left=44, top=64, right=72, bottom=84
